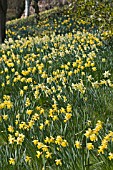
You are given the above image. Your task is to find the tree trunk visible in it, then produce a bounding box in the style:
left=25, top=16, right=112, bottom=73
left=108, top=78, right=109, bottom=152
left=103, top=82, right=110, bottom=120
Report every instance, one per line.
left=25, top=0, right=31, bottom=17
left=0, top=0, right=7, bottom=43
left=31, top=0, right=39, bottom=15
left=59, top=0, right=67, bottom=7
left=31, top=0, right=39, bottom=21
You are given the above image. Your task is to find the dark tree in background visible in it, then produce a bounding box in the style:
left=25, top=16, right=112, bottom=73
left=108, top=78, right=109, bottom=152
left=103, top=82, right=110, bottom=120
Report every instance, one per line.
left=0, top=0, right=7, bottom=43
left=31, top=0, right=39, bottom=20
left=33, top=0, right=39, bottom=15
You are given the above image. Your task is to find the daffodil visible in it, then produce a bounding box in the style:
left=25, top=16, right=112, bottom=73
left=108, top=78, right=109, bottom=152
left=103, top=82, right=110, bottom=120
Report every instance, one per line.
left=55, top=159, right=62, bottom=166
left=9, top=158, right=15, bottom=165
left=87, top=143, right=94, bottom=150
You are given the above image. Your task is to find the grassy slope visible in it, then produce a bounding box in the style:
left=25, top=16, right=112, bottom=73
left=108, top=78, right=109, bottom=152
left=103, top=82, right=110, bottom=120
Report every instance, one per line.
left=6, top=6, right=113, bottom=122
left=0, top=4, right=113, bottom=170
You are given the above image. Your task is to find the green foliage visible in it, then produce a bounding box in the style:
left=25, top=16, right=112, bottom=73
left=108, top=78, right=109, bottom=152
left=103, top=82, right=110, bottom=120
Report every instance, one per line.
left=68, top=0, right=113, bottom=33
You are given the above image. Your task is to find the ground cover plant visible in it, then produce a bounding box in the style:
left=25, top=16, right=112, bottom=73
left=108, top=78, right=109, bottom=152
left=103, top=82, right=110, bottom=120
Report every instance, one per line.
left=0, top=1, right=113, bottom=170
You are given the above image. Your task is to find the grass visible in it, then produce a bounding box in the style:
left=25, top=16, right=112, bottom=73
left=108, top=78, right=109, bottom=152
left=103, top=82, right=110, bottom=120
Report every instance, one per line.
left=0, top=2, right=113, bottom=170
